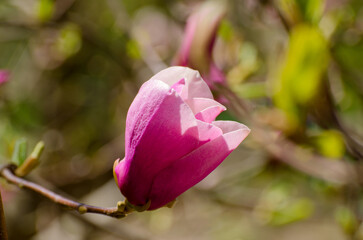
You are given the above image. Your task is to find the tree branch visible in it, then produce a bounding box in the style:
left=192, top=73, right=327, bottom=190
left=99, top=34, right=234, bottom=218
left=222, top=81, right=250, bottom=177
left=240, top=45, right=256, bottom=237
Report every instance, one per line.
left=0, top=189, right=8, bottom=240
left=252, top=127, right=361, bottom=185
left=0, top=165, right=128, bottom=219
left=217, top=84, right=363, bottom=185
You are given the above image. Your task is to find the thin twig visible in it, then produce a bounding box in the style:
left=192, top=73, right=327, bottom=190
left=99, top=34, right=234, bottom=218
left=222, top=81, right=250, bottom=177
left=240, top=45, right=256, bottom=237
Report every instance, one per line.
left=0, top=166, right=126, bottom=219
left=0, top=189, right=8, bottom=240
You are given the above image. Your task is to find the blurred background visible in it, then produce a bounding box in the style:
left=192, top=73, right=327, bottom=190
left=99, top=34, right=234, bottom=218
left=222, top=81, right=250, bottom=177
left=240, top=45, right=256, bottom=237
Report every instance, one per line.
left=1, top=0, right=363, bottom=239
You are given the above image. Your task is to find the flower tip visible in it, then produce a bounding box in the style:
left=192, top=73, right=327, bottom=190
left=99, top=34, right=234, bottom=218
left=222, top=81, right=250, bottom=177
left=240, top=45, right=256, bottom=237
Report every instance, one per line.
left=244, top=126, right=251, bottom=134
left=240, top=126, right=251, bottom=144
left=240, top=124, right=251, bottom=138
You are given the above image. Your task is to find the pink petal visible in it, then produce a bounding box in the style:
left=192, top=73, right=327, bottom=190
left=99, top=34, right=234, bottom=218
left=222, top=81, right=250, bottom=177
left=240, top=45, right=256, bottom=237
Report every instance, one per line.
left=195, top=105, right=226, bottom=123
left=188, top=97, right=226, bottom=115
left=196, top=120, right=223, bottom=144
left=148, top=121, right=250, bottom=210
left=170, top=78, right=185, bottom=95
left=150, top=66, right=213, bottom=101
left=116, top=79, right=200, bottom=206
left=190, top=97, right=226, bottom=123
left=211, top=121, right=251, bottom=149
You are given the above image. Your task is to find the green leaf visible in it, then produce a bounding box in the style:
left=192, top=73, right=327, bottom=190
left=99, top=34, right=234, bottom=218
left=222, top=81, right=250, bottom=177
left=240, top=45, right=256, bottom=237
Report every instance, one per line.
left=296, top=0, right=325, bottom=24
left=30, top=141, right=45, bottom=160
left=56, top=23, right=82, bottom=58
left=273, top=24, right=329, bottom=132
left=36, top=0, right=54, bottom=23
left=256, top=182, right=314, bottom=226
left=11, top=138, right=28, bottom=166
left=126, top=40, right=141, bottom=59
left=312, top=130, right=345, bottom=158
left=277, top=0, right=325, bottom=25
left=282, top=24, right=329, bottom=104
left=14, top=141, right=45, bottom=177
left=218, top=20, right=233, bottom=41
left=270, top=198, right=314, bottom=225
left=335, top=206, right=358, bottom=234
left=256, top=184, right=314, bottom=226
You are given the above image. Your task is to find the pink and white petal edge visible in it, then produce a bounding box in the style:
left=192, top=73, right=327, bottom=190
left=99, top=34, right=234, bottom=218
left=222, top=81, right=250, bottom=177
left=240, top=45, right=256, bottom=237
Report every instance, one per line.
left=150, top=66, right=213, bottom=101
left=148, top=121, right=250, bottom=209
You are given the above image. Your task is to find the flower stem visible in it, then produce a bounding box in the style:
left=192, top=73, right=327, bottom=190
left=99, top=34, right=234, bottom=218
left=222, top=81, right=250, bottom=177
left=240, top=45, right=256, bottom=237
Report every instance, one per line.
left=0, top=165, right=128, bottom=219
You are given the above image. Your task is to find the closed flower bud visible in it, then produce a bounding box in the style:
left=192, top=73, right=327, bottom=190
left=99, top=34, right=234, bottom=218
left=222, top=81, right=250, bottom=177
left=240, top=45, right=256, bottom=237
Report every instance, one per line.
left=113, top=67, right=250, bottom=210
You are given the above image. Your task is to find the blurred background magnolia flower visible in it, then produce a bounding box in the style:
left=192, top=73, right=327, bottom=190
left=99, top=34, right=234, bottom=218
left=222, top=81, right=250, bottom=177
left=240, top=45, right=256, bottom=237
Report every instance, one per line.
left=174, top=1, right=227, bottom=86
left=0, top=71, right=9, bottom=85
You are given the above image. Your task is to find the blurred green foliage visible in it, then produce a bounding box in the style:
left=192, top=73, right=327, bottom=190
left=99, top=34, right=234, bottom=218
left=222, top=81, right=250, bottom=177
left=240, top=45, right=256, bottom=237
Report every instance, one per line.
left=335, top=206, right=358, bottom=234
left=56, top=23, right=82, bottom=59
left=36, top=0, right=54, bottom=22
left=0, top=0, right=363, bottom=239
left=255, top=182, right=314, bottom=225
left=312, top=130, right=345, bottom=158
left=277, top=0, right=325, bottom=25
left=274, top=24, right=329, bottom=132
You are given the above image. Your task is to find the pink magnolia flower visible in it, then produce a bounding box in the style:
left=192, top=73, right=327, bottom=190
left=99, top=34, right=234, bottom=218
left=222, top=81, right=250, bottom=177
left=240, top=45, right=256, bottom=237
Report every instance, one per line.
left=175, top=2, right=226, bottom=86
left=0, top=70, right=9, bottom=85
left=113, top=67, right=250, bottom=210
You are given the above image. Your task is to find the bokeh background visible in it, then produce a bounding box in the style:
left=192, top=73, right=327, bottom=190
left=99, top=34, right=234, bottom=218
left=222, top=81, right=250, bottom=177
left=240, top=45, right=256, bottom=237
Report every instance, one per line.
left=1, top=0, right=363, bottom=239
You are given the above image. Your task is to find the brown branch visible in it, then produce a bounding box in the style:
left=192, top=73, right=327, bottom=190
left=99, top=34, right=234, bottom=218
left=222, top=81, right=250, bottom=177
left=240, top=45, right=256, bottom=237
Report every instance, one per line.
left=0, top=165, right=128, bottom=219
left=0, top=189, right=8, bottom=240
left=252, top=127, right=361, bottom=185
left=219, top=85, right=363, bottom=185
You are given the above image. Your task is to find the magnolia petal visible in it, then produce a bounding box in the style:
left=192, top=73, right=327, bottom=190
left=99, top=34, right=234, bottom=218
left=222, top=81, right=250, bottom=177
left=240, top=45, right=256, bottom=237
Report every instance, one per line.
left=196, top=120, right=223, bottom=144
left=189, top=97, right=226, bottom=123
left=195, top=106, right=226, bottom=123
left=118, top=79, right=200, bottom=206
left=114, top=158, right=125, bottom=188
left=212, top=121, right=251, bottom=150
left=150, top=66, right=213, bottom=101
left=148, top=121, right=250, bottom=210
left=188, top=97, right=226, bottom=114
left=170, top=78, right=185, bottom=95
